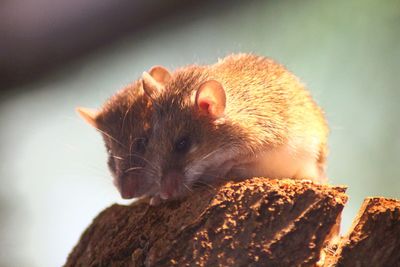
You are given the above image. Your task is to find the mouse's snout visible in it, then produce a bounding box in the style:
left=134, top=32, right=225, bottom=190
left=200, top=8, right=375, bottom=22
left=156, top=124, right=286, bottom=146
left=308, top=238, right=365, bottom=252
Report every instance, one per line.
left=160, top=169, right=184, bottom=200
left=117, top=172, right=153, bottom=200
left=118, top=174, right=140, bottom=199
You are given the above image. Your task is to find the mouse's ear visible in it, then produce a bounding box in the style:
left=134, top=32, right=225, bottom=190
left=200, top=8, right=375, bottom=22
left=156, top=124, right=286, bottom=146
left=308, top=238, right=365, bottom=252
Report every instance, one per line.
left=76, top=107, right=99, bottom=128
left=149, top=65, right=171, bottom=85
left=195, top=80, right=226, bottom=119
left=141, top=65, right=171, bottom=96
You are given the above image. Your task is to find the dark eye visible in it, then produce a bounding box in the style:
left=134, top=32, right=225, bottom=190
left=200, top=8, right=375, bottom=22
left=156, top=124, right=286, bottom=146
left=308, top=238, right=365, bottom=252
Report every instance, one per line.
left=134, top=137, right=148, bottom=153
left=174, top=136, right=191, bottom=153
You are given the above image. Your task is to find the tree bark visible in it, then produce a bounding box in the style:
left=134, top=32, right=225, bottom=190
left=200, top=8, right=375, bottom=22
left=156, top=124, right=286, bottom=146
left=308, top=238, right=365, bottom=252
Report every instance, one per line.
left=64, top=178, right=399, bottom=267
left=325, top=197, right=400, bottom=267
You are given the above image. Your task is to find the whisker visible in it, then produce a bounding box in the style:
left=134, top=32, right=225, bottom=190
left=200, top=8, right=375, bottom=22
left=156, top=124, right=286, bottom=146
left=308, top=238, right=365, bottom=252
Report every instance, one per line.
left=95, top=128, right=127, bottom=149
left=121, top=164, right=159, bottom=180
left=110, top=155, right=124, bottom=160
left=128, top=153, right=160, bottom=173
left=183, top=183, right=193, bottom=193
left=124, top=166, right=144, bottom=173
left=131, top=137, right=147, bottom=142
left=121, top=101, right=134, bottom=132
left=145, top=169, right=159, bottom=177
left=189, top=171, right=219, bottom=179
left=194, top=180, right=217, bottom=190
left=198, top=143, right=237, bottom=162
left=124, top=164, right=159, bottom=179
left=140, top=168, right=159, bottom=178
left=200, top=148, right=221, bottom=161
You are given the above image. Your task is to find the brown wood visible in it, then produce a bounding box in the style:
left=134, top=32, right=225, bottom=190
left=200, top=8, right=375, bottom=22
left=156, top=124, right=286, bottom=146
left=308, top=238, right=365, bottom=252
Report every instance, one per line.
left=64, top=178, right=400, bottom=266
left=325, top=197, right=400, bottom=267
left=65, top=178, right=348, bottom=266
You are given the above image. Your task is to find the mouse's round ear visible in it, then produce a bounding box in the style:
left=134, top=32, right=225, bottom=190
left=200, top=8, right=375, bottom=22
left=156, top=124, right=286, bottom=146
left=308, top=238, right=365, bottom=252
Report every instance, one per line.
left=149, top=65, right=171, bottom=85
left=76, top=107, right=99, bottom=128
left=141, top=65, right=171, bottom=96
left=195, top=80, right=226, bottom=119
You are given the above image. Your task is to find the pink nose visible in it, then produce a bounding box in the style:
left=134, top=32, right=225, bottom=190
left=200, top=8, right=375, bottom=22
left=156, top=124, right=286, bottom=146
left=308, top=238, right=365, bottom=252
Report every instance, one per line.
left=160, top=170, right=183, bottom=200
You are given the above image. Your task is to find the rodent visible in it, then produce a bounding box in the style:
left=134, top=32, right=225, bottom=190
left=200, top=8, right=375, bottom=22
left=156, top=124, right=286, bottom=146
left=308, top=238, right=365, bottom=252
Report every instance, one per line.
left=77, top=53, right=329, bottom=204
left=77, top=78, right=154, bottom=199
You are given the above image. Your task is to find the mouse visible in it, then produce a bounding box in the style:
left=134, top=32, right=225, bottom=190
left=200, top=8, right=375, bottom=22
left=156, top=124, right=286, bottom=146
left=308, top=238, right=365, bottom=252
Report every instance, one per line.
left=77, top=65, right=174, bottom=200
left=77, top=53, right=328, bottom=204
left=77, top=74, right=155, bottom=199
left=138, top=53, right=328, bottom=202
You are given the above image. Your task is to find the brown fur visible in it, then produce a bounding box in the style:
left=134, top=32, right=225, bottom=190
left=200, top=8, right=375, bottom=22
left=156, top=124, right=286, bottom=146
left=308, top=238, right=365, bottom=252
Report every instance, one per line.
left=94, top=80, right=156, bottom=198
left=81, top=53, right=329, bottom=201
left=141, top=54, right=329, bottom=199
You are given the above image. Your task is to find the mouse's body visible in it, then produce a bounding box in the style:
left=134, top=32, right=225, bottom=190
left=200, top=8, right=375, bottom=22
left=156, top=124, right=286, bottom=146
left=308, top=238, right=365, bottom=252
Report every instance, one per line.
left=78, top=53, right=328, bottom=202
left=210, top=54, right=328, bottom=182
left=140, top=53, right=328, bottom=201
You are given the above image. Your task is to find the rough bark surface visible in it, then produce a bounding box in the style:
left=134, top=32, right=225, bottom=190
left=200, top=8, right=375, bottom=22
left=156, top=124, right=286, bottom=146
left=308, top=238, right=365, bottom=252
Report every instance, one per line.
left=65, top=178, right=348, bottom=267
left=325, top=197, right=400, bottom=267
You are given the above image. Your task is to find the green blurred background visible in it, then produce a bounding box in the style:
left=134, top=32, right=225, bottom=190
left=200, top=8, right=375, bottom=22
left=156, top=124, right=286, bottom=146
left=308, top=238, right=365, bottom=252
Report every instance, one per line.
left=1, top=0, right=399, bottom=266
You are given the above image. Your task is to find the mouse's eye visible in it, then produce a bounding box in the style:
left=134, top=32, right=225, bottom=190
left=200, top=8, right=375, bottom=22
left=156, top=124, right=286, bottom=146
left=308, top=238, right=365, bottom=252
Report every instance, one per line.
left=134, top=137, right=148, bottom=153
left=174, top=136, right=191, bottom=154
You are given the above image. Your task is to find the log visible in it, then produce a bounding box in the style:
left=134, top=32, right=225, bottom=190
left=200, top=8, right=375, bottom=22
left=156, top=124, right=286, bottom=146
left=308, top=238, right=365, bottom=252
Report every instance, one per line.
left=325, top=197, right=400, bottom=267
left=65, top=178, right=348, bottom=267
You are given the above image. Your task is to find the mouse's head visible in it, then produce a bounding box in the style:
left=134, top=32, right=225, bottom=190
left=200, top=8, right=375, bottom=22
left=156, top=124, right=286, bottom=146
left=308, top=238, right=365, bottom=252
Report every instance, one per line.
left=139, top=67, right=244, bottom=200
left=77, top=66, right=173, bottom=199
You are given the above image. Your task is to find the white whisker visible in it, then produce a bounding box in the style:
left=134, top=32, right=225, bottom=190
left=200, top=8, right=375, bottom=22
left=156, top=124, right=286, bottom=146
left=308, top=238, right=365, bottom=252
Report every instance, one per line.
left=124, top=166, right=144, bottom=173
left=128, top=153, right=160, bottom=173
left=200, top=148, right=221, bottom=161
left=110, top=155, right=124, bottom=160
left=95, top=128, right=126, bottom=149
left=183, top=183, right=193, bottom=193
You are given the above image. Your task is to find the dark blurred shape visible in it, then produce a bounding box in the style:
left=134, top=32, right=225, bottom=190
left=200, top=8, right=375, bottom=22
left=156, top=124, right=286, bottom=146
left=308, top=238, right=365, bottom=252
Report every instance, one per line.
left=0, top=0, right=238, bottom=91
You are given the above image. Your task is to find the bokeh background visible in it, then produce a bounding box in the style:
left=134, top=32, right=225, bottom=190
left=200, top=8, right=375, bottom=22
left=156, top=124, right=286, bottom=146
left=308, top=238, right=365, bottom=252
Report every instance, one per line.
left=1, top=0, right=399, bottom=266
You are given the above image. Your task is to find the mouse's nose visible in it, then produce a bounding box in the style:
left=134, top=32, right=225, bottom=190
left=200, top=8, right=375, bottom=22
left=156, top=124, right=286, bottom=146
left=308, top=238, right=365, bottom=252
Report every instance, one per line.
left=118, top=174, right=139, bottom=199
left=160, top=169, right=183, bottom=200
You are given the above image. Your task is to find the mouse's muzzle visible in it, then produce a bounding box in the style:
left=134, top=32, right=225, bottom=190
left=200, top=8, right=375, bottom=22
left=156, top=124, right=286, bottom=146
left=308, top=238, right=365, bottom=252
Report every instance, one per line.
left=159, top=169, right=184, bottom=200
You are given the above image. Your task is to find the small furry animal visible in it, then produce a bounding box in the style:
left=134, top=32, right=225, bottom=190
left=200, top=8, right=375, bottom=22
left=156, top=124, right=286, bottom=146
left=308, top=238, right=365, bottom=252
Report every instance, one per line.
left=77, top=79, right=154, bottom=199
left=77, top=54, right=328, bottom=203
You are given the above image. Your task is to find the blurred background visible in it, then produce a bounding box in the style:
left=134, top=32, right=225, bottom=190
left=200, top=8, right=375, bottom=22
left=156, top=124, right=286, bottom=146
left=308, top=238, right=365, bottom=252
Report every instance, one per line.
left=1, top=0, right=399, bottom=266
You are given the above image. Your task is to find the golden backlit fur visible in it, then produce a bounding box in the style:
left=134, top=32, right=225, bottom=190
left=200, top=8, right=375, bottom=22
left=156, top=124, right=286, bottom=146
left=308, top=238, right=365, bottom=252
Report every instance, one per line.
left=78, top=53, right=329, bottom=201
left=142, top=54, right=329, bottom=200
